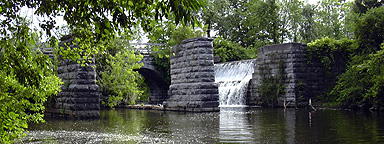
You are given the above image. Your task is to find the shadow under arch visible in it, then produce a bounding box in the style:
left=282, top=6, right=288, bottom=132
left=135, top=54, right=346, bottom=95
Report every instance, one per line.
left=137, top=67, right=169, bottom=105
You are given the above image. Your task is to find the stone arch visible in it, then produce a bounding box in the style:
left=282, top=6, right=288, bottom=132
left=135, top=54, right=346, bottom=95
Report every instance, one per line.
left=137, top=66, right=169, bottom=105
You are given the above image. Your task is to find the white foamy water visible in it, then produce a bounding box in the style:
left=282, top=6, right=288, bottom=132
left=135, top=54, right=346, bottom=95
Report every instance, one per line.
left=215, top=60, right=256, bottom=106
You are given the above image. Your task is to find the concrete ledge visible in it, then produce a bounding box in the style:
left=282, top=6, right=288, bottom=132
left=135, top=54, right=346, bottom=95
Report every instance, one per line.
left=117, top=104, right=220, bottom=112
left=45, top=109, right=100, bottom=119
left=118, top=104, right=165, bottom=110
left=164, top=107, right=220, bottom=112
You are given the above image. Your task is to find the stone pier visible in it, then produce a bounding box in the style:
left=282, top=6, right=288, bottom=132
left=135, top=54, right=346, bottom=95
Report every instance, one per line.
left=163, top=38, right=219, bottom=112
left=248, top=43, right=307, bottom=106
left=247, top=43, right=348, bottom=107
left=46, top=35, right=100, bottom=118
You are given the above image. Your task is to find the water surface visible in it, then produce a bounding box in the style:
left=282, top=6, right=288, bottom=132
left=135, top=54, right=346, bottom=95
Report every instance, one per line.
left=21, top=108, right=384, bottom=143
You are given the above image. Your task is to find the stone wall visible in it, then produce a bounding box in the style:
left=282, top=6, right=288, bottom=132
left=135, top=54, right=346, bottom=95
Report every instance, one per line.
left=247, top=43, right=348, bottom=107
left=46, top=36, right=100, bottom=118
left=163, top=37, right=219, bottom=112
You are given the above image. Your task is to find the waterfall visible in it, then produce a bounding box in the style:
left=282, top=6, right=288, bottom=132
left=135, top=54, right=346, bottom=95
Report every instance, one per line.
left=215, top=60, right=256, bottom=106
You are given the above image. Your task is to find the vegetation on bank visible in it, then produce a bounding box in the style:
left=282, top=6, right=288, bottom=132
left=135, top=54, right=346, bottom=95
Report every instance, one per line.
left=96, top=34, right=146, bottom=108
left=306, top=5, right=384, bottom=110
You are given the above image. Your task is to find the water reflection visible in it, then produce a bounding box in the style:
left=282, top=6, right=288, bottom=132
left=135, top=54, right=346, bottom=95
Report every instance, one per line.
left=219, top=107, right=253, bottom=143
left=20, top=108, right=384, bottom=143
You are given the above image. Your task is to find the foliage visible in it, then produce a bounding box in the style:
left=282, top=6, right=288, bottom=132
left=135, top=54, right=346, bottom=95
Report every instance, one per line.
left=307, top=37, right=357, bottom=74
left=147, top=21, right=205, bottom=84
left=168, top=25, right=205, bottom=46
left=0, top=17, right=62, bottom=143
left=353, top=0, right=384, bottom=14
left=95, top=32, right=148, bottom=107
left=279, top=0, right=303, bottom=42
left=98, top=49, right=144, bottom=108
left=330, top=44, right=384, bottom=110
left=213, top=37, right=253, bottom=62
left=152, top=47, right=171, bottom=84
left=200, top=0, right=355, bottom=45
left=299, top=4, right=317, bottom=43
left=203, top=0, right=281, bottom=47
left=309, top=6, right=384, bottom=109
left=354, top=6, right=384, bottom=54
left=2, top=0, right=205, bottom=40
left=258, top=60, right=286, bottom=107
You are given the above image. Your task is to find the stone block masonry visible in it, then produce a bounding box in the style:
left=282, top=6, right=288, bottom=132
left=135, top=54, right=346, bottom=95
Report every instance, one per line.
left=248, top=43, right=307, bottom=107
left=247, top=43, right=348, bottom=107
left=46, top=35, right=100, bottom=118
left=163, top=37, right=219, bottom=112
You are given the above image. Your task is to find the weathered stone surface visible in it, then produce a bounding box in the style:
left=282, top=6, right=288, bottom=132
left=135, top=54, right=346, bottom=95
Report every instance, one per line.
left=247, top=43, right=348, bottom=107
left=163, top=37, right=219, bottom=112
left=137, top=58, right=169, bottom=105
left=46, top=35, right=100, bottom=119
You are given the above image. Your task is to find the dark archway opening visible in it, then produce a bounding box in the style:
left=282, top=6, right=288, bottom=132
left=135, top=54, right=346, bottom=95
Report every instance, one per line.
left=137, top=68, right=169, bottom=105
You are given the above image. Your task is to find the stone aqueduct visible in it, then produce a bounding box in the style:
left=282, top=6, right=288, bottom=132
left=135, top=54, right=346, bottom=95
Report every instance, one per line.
left=45, top=37, right=345, bottom=118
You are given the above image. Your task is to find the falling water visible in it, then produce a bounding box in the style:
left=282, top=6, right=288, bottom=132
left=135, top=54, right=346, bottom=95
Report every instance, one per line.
left=215, top=60, right=256, bottom=106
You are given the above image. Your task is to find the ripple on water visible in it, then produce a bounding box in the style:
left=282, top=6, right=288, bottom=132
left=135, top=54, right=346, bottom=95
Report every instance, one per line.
left=18, top=130, right=173, bottom=143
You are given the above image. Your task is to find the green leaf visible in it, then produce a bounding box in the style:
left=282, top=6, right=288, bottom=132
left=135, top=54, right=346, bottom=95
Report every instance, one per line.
left=104, top=29, right=110, bottom=35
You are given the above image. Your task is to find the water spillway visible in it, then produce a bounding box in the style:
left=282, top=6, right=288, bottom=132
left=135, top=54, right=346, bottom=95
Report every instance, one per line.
left=215, top=60, right=256, bottom=106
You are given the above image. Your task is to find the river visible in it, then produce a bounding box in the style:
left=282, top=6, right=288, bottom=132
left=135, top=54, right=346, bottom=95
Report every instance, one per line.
left=19, top=107, right=384, bottom=143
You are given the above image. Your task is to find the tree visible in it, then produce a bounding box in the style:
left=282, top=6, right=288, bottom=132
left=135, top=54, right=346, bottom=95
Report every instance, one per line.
left=315, top=0, right=347, bottom=39
left=98, top=48, right=144, bottom=108
left=0, top=17, right=62, bottom=143
left=354, top=5, right=384, bottom=54
left=213, top=37, right=251, bottom=62
left=353, top=0, right=384, bottom=14
left=279, top=0, right=303, bottom=42
left=1, top=0, right=205, bottom=142
left=95, top=32, right=148, bottom=108
left=330, top=45, right=384, bottom=110
left=300, top=4, right=317, bottom=43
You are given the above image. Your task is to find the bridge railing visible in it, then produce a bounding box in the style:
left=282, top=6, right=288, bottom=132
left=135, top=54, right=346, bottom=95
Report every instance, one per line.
left=33, top=42, right=55, bottom=59
left=33, top=42, right=169, bottom=57
left=129, top=43, right=168, bottom=55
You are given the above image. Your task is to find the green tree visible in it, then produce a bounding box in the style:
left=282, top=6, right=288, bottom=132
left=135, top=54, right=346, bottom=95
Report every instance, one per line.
left=0, top=17, right=62, bottom=143
left=95, top=32, right=148, bottom=108
left=1, top=0, right=205, bottom=142
left=279, top=0, right=303, bottom=42
left=353, top=0, right=384, bottom=14
left=213, top=37, right=251, bottom=62
left=354, top=6, right=384, bottom=54
left=98, top=48, right=144, bottom=108
left=300, top=4, right=317, bottom=43
left=330, top=44, right=384, bottom=110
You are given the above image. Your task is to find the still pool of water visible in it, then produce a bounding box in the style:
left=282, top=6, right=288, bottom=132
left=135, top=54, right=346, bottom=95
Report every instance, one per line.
left=20, top=108, right=384, bottom=143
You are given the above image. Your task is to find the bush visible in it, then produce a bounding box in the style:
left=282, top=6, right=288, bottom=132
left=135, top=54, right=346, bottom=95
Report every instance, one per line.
left=355, top=6, right=384, bottom=54
left=98, top=49, right=144, bottom=108
left=152, top=46, right=171, bottom=84
left=307, top=37, right=357, bottom=74
left=330, top=44, right=384, bottom=110
left=213, top=37, right=253, bottom=62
